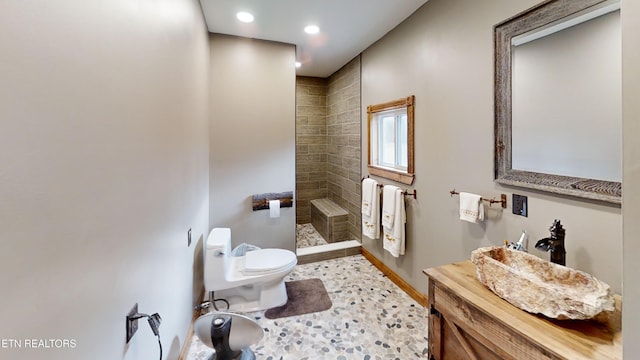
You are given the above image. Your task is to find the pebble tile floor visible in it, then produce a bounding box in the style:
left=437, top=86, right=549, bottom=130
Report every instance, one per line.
left=296, top=223, right=329, bottom=248
left=186, top=254, right=428, bottom=359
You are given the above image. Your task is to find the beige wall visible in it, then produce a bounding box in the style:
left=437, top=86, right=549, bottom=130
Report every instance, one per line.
left=209, top=34, right=296, bottom=251
left=0, top=0, right=210, bottom=359
left=622, top=0, right=640, bottom=356
left=361, top=0, right=622, bottom=298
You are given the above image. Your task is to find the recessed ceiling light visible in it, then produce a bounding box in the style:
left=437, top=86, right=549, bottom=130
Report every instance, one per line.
left=304, top=25, right=320, bottom=35
left=236, top=11, right=254, bottom=23
left=295, top=61, right=302, bottom=68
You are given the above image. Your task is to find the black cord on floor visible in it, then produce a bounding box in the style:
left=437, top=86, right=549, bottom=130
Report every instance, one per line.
left=156, top=334, right=162, bottom=360
left=129, top=313, right=163, bottom=360
left=210, top=291, right=230, bottom=311
left=212, top=298, right=230, bottom=311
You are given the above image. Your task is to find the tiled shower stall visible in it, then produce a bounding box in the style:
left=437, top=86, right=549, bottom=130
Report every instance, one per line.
left=295, top=56, right=362, bottom=250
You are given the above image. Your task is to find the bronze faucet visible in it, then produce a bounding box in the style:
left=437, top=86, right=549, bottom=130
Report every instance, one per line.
left=535, top=219, right=566, bottom=266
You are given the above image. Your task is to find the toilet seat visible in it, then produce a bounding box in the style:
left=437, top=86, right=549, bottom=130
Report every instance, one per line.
left=243, top=249, right=297, bottom=274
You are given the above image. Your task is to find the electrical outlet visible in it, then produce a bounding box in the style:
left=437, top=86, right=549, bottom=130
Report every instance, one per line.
left=126, top=303, right=138, bottom=343
left=187, top=228, right=192, bottom=247
left=512, top=194, right=528, bottom=217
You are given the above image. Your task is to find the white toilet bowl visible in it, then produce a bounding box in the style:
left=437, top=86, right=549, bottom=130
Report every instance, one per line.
left=204, top=228, right=297, bottom=312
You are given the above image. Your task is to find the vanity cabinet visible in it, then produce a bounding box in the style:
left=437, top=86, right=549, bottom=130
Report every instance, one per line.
left=423, top=261, right=621, bottom=360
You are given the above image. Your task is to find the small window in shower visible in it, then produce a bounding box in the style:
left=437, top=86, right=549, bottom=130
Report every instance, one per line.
left=367, top=95, right=415, bottom=185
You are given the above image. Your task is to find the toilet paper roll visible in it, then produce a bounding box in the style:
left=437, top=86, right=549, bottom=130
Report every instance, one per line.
left=269, top=200, right=280, bottom=218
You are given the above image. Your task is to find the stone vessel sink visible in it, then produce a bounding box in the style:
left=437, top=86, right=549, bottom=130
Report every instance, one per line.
left=470, top=246, right=615, bottom=320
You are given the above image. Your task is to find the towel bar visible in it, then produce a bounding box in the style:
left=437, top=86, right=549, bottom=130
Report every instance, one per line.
left=362, top=176, right=417, bottom=200
left=449, top=189, right=507, bottom=208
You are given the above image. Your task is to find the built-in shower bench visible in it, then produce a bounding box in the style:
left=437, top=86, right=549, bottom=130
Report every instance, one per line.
left=310, top=198, right=349, bottom=243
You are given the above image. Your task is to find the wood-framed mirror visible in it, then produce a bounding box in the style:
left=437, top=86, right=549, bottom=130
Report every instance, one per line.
left=494, top=0, right=621, bottom=204
left=367, top=95, right=415, bottom=185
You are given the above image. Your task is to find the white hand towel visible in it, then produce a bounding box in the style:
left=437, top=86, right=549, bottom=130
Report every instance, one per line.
left=382, top=185, right=400, bottom=229
left=459, top=192, right=485, bottom=223
left=383, top=188, right=406, bottom=257
left=361, top=178, right=376, bottom=217
left=362, top=179, right=380, bottom=239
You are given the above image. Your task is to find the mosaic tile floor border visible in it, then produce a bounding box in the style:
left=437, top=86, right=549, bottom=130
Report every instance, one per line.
left=185, top=255, right=428, bottom=359
left=296, top=223, right=329, bottom=248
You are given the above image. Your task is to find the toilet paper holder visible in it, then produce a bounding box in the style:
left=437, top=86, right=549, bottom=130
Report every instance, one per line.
left=251, top=191, right=293, bottom=211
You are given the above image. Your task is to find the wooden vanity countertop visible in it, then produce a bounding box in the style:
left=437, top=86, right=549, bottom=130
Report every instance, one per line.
left=423, top=261, right=622, bottom=360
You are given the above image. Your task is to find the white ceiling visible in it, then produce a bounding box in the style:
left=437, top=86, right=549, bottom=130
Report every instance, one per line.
left=199, top=0, right=429, bottom=78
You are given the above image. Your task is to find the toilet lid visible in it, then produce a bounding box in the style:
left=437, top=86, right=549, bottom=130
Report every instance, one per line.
left=244, top=249, right=296, bottom=273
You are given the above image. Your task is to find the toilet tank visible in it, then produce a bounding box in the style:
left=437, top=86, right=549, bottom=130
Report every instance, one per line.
left=204, top=228, right=232, bottom=291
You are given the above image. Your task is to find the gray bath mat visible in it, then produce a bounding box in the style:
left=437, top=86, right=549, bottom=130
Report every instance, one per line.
left=264, top=278, right=332, bottom=319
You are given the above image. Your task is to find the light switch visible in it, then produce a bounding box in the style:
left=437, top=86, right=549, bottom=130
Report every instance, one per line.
left=512, top=194, right=528, bottom=217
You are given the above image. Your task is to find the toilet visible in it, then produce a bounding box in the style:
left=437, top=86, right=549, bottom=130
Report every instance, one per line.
left=204, top=228, right=297, bottom=312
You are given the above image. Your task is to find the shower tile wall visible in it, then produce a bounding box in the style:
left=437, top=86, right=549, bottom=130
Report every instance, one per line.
left=295, top=56, right=361, bottom=240
left=327, top=56, right=361, bottom=240
left=296, top=77, right=328, bottom=224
